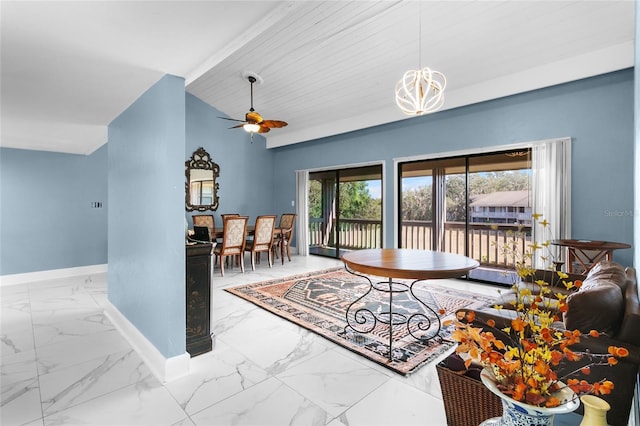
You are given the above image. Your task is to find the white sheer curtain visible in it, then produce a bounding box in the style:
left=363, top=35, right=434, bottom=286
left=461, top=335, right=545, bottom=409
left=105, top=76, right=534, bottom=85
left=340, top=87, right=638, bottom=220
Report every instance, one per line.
left=295, top=170, right=309, bottom=256
left=531, top=137, right=571, bottom=268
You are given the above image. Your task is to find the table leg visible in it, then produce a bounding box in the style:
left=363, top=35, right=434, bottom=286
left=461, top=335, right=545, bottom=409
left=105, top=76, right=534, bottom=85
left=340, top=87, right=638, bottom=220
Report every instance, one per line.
left=567, top=248, right=576, bottom=273
left=571, top=248, right=611, bottom=274
left=387, top=277, right=393, bottom=362
left=342, top=266, right=401, bottom=362
left=342, top=267, right=376, bottom=334
left=408, top=280, right=442, bottom=343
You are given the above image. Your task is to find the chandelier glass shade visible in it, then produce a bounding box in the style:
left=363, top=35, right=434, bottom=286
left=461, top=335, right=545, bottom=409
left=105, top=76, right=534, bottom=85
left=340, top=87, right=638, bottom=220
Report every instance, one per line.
left=395, top=67, right=446, bottom=116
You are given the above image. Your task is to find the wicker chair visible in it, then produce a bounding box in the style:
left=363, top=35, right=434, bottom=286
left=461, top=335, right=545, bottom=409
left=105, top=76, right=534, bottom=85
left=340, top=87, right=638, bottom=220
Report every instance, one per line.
left=192, top=214, right=215, bottom=241
left=245, top=215, right=276, bottom=270
left=273, top=213, right=296, bottom=265
left=213, top=216, right=248, bottom=276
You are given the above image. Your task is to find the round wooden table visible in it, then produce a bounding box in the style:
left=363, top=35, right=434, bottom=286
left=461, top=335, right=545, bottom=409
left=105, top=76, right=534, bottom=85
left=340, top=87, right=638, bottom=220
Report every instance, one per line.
left=551, top=239, right=631, bottom=274
left=341, top=248, right=479, bottom=362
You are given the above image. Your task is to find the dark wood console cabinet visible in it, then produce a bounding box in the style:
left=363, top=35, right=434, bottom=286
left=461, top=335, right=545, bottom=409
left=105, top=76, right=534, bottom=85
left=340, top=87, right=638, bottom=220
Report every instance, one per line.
left=186, top=242, right=214, bottom=356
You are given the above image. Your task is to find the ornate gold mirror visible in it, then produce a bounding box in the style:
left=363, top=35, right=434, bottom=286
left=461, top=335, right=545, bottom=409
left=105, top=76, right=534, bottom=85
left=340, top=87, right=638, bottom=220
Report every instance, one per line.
left=186, top=147, right=219, bottom=211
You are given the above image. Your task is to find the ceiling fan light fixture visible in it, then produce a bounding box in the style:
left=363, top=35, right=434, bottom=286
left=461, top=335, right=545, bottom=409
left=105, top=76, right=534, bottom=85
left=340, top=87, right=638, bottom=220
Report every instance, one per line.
left=243, top=123, right=260, bottom=133
left=218, top=71, right=287, bottom=141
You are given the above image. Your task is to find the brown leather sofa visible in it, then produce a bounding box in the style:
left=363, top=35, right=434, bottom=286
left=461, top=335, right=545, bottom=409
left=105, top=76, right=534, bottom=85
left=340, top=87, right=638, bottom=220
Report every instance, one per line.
left=462, top=261, right=639, bottom=426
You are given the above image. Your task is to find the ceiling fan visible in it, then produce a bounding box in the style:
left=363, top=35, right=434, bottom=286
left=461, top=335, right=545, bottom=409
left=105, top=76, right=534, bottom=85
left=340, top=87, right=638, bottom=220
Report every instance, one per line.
left=219, top=72, right=287, bottom=140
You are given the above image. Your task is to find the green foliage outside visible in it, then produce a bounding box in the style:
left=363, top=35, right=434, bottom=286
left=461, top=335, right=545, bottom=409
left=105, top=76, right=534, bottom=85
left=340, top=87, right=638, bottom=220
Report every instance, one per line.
left=309, top=171, right=529, bottom=223
left=402, top=171, right=531, bottom=221
left=309, top=180, right=380, bottom=220
left=309, top=180, right=322, bottom=218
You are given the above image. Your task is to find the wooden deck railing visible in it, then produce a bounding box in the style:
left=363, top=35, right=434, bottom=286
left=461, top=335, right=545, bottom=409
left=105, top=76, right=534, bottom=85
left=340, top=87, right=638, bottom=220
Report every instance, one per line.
left=309, top=218, right=382, bottom=249
left=309, top=218, right=531, bottom=267
left=401, top=221, right=531, bottom=267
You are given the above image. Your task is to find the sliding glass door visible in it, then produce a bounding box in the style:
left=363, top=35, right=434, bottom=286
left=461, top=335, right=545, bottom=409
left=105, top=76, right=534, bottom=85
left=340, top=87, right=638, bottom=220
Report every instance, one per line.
left=399, top=149, right=532, bottom=284
left=309, top=165, right=382, bottom=259
left=399, top=157, right=467, bottom=252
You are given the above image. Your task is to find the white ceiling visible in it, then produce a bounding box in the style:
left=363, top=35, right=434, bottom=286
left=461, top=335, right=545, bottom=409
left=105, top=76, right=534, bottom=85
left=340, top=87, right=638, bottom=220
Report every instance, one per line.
left=1, top=1, right=635, bottom=155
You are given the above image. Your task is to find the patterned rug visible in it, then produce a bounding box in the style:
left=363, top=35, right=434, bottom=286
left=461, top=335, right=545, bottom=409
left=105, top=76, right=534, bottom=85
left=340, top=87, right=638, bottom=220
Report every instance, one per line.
left=225, top=267, right=494, bottom=375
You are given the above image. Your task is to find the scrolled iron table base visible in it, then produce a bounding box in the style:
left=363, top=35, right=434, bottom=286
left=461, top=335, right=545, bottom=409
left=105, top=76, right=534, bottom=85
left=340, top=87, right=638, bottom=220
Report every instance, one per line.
left=342, top=265, right=443, bottom=362
left=340, top=249, right=479, bottom=363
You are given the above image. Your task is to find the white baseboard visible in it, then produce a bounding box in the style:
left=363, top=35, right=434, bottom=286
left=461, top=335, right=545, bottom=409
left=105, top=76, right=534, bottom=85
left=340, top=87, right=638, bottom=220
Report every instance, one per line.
left=104, top=301, right=190, bottom=383
left=0, top=264, right=108, bottom=286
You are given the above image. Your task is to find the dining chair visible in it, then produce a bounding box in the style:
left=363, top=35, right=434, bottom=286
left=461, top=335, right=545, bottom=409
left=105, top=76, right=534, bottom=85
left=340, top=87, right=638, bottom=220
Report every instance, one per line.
left=220, top=213, right=240, bottom=222
left=213, top=216, right=248, bottom=276
left=273, top=213, right=296, bottom=265
left=192, top=214, right=215, bottom=241
left=219, top=213, right=241, bottom=260
left=244, top=215, right=277, bottom=270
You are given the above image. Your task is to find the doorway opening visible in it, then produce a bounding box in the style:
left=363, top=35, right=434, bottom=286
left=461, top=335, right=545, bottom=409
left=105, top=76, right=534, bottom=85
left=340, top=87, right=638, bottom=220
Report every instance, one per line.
left=308, top=165, right=383, bottom=259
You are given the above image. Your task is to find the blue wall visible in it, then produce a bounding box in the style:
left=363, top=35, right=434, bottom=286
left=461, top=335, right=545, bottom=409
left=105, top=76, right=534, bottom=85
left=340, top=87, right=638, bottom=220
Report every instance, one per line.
left=0, top=68, right=634, bottom=362
left=0, top=145, right=108, bottom=275
left=272, top=69, right=635, bottom=267
left=185, top=93, right=276, bottom=228
left=1, top=69, right=634, bottom=278
left=108, top=75, right=186, bottom=358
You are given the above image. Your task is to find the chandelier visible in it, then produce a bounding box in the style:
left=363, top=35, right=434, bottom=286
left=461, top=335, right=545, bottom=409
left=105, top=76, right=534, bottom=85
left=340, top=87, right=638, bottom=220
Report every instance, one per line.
left=394, top=3, right=446, bottom=116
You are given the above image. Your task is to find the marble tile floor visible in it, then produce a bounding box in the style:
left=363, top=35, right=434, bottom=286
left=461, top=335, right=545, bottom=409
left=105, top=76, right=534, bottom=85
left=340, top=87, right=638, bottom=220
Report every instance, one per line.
left=0, top=255, right=614, bottom=426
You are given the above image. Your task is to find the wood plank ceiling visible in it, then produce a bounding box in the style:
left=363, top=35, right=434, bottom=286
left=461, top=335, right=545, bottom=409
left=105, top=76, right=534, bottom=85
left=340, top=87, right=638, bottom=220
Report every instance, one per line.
left=187, top=0, right=634, bottom=148
left=1, top=1, right=634, bottom=154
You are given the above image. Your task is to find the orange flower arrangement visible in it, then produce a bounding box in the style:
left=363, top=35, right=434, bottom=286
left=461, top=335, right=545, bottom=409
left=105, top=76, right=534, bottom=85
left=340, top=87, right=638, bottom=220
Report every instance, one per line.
left=450, top=215, right=629, bottom=408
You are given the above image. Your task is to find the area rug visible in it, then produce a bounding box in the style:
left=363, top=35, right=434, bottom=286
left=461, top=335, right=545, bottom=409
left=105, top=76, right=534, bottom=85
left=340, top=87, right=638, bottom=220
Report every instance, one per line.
left=225, top=267, right=495, bottom=375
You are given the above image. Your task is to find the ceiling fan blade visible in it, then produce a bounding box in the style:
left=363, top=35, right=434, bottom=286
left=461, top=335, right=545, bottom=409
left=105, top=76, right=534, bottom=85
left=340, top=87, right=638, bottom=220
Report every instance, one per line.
left=229, top=124, right=245, bottom=129
left=257, top=126, right=271, bottom=133
left=218, top=116, right=245, bottom=122
left=260, top=120, right=288, bottom=128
